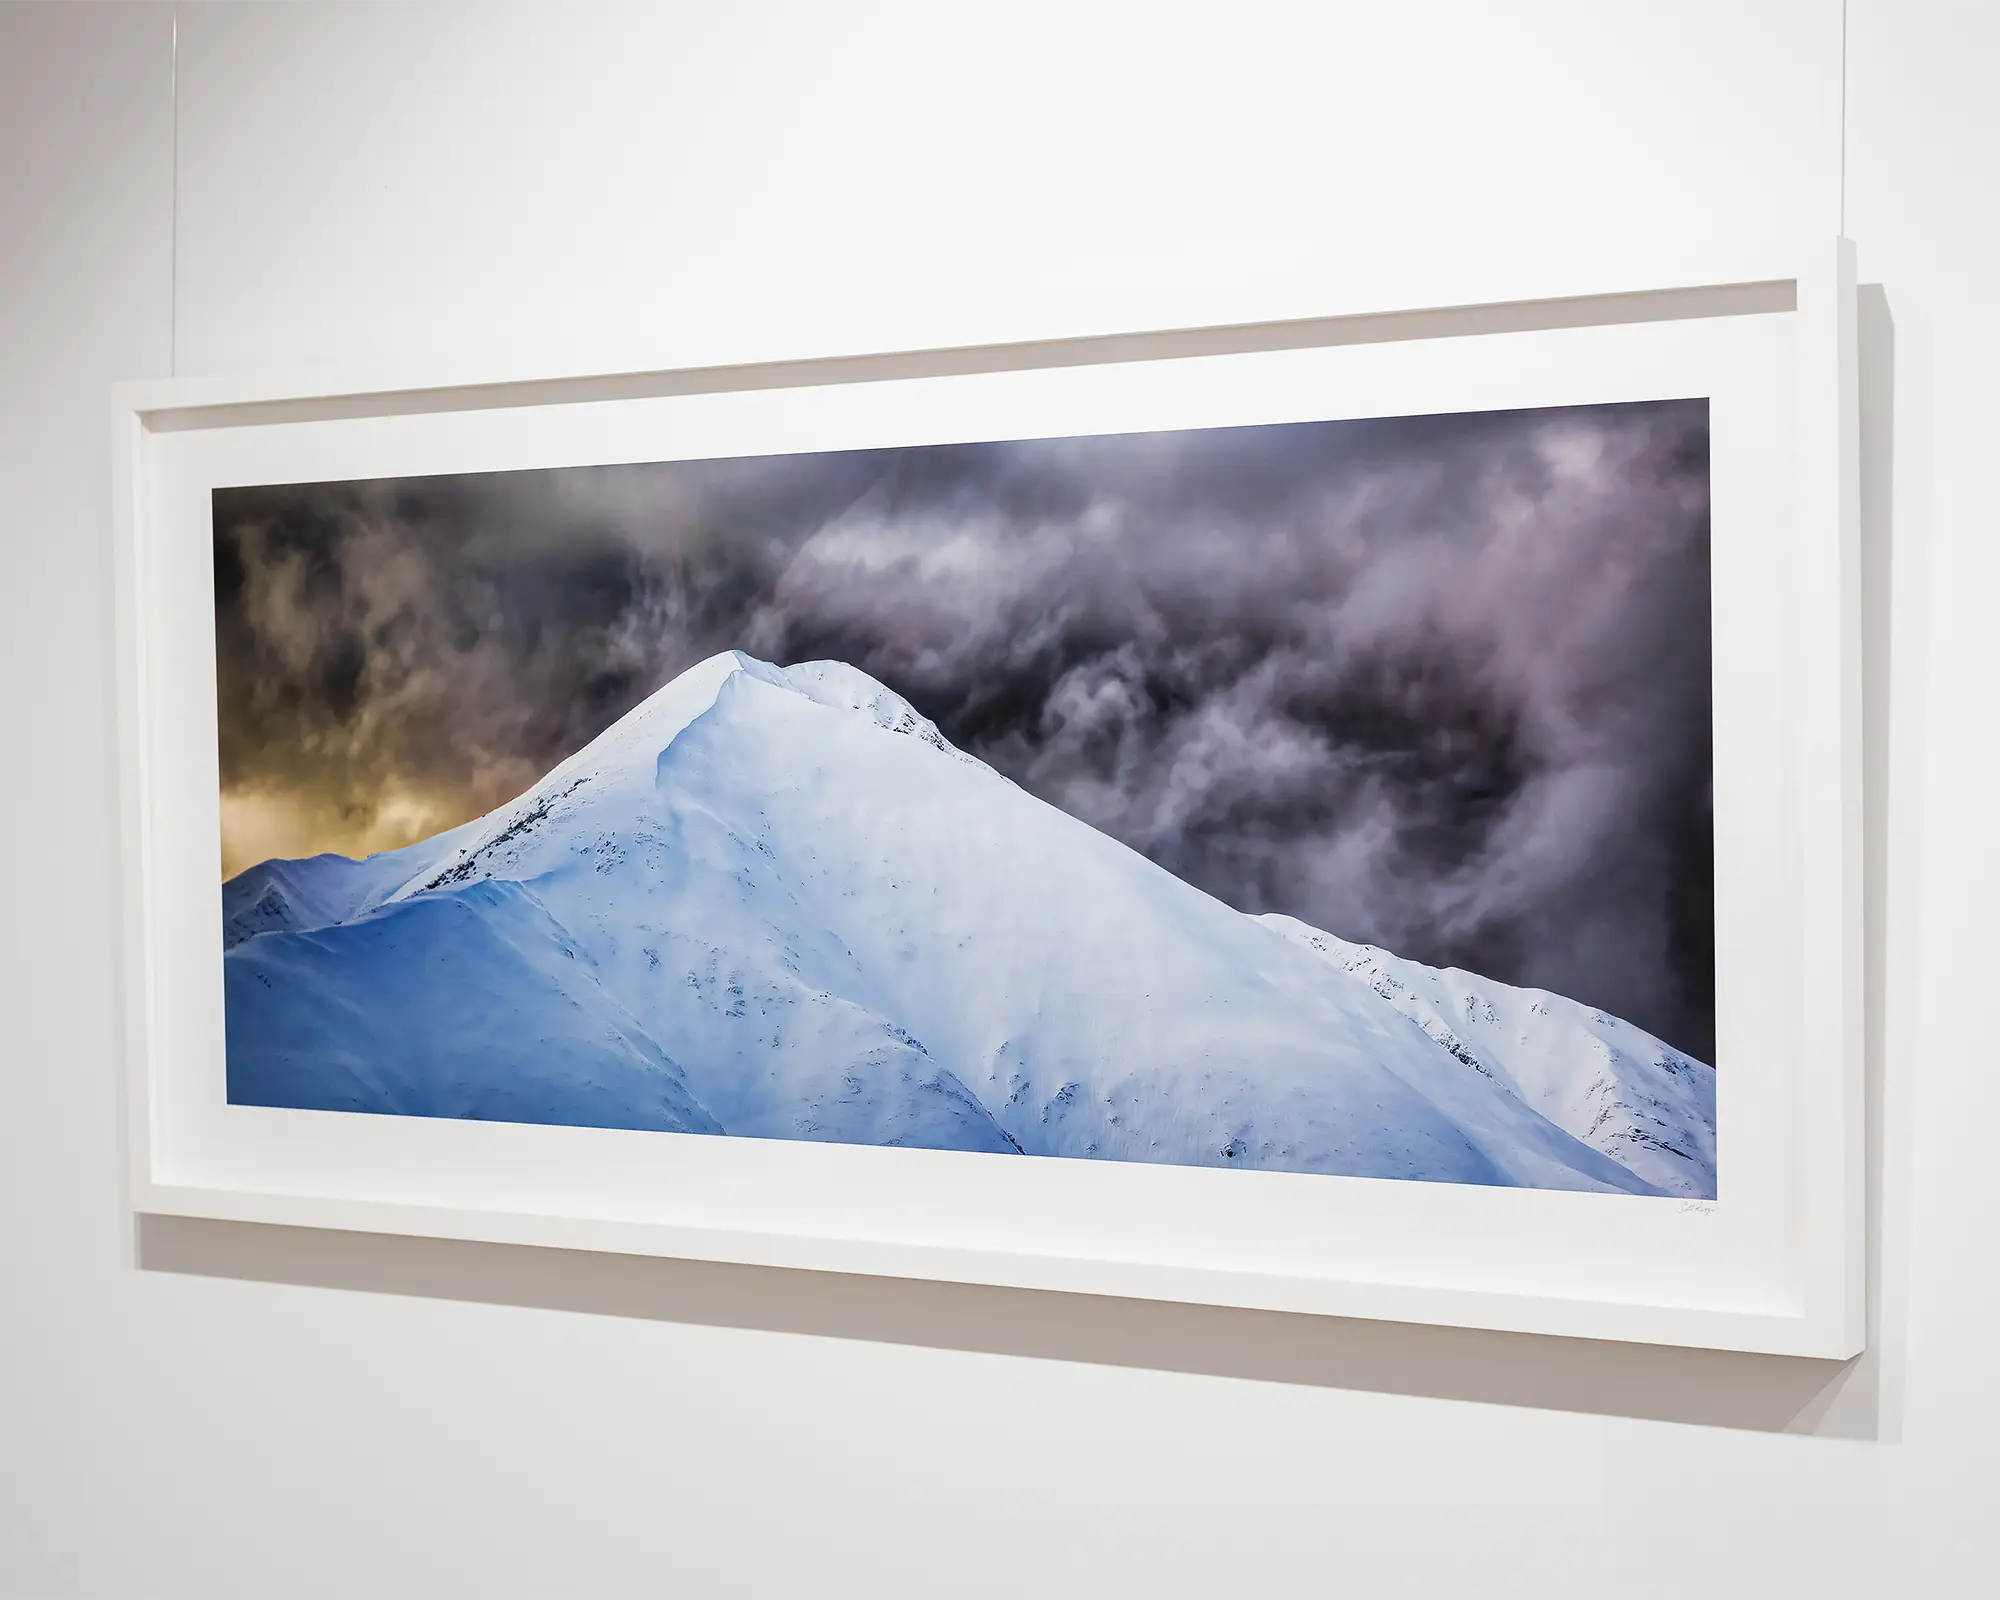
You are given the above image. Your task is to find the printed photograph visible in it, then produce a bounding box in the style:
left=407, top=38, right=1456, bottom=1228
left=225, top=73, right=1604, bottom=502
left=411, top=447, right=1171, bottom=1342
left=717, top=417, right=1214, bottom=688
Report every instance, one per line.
left=215, top=399, right=1717, bottom=1196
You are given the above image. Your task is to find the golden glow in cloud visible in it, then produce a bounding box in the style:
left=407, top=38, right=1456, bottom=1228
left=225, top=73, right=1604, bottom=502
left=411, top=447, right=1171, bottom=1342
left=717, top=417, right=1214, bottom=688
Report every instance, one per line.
left=220, top=784, right=463, bottom=880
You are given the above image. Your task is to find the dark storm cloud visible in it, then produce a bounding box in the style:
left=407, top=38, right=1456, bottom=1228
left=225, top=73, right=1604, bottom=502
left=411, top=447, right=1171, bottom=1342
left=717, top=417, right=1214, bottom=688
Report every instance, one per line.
left=214, top=399, right=1714, bottom=1059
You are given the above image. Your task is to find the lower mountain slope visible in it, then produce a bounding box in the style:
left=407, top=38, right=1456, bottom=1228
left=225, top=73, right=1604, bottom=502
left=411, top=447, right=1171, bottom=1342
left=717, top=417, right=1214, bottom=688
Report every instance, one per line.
left=1259, top=916, right=1716, bottom=1199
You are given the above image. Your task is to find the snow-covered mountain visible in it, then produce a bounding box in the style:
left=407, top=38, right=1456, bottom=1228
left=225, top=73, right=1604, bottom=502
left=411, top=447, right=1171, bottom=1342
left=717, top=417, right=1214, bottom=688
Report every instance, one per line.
left=223, top=651, right=1717, bottom=1197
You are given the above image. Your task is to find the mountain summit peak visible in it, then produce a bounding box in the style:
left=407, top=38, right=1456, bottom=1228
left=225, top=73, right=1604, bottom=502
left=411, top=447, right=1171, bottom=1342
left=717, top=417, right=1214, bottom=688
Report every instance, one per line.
left=743, top=656, right=967, bottom=760
left=573, top=650, right=956, bottom=772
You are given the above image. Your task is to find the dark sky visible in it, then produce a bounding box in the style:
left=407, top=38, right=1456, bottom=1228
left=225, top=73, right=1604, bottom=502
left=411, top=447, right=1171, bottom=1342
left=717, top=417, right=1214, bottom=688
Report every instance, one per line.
left=213, top=398, right=1715, bottom=1060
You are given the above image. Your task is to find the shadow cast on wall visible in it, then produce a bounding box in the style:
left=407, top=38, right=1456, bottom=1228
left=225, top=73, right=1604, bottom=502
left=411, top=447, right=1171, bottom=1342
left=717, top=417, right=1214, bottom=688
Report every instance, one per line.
left=139, top=1212, right=1851, bottom=1435
left=133, top=281, right=1911, bottom=1443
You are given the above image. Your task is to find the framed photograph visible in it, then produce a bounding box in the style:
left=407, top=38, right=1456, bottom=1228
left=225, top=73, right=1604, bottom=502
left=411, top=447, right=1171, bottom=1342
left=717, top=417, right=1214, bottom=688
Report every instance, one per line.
left=111, top=241, right=1861, bottom=1357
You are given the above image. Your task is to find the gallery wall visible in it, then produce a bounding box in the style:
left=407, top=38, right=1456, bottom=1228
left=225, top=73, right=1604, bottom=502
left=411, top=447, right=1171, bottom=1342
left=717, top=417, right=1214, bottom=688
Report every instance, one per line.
left=2, top=2, right=1994, bottom=1592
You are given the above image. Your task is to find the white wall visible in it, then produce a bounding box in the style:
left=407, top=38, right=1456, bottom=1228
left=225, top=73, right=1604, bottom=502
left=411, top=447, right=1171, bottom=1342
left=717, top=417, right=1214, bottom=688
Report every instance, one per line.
left=1, top=2, right=1992, bottom=1593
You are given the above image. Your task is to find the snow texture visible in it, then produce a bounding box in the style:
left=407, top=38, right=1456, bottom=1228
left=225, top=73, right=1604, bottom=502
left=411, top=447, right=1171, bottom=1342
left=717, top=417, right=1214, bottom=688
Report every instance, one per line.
left=222, top=651, right=1717, bottom=1196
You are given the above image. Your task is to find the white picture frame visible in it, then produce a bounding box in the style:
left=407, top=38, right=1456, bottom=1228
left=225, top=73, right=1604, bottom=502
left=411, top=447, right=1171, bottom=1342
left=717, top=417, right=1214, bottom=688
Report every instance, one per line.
left=111, top=240, right=1862, bottom=1358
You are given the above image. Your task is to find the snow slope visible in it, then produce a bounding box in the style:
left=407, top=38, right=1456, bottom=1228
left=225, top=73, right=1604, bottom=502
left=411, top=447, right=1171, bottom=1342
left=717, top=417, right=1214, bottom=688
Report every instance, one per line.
left=1257, top=916, right=1716, bottom=1198
left=222, top=650, right=1717, bottom=1197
